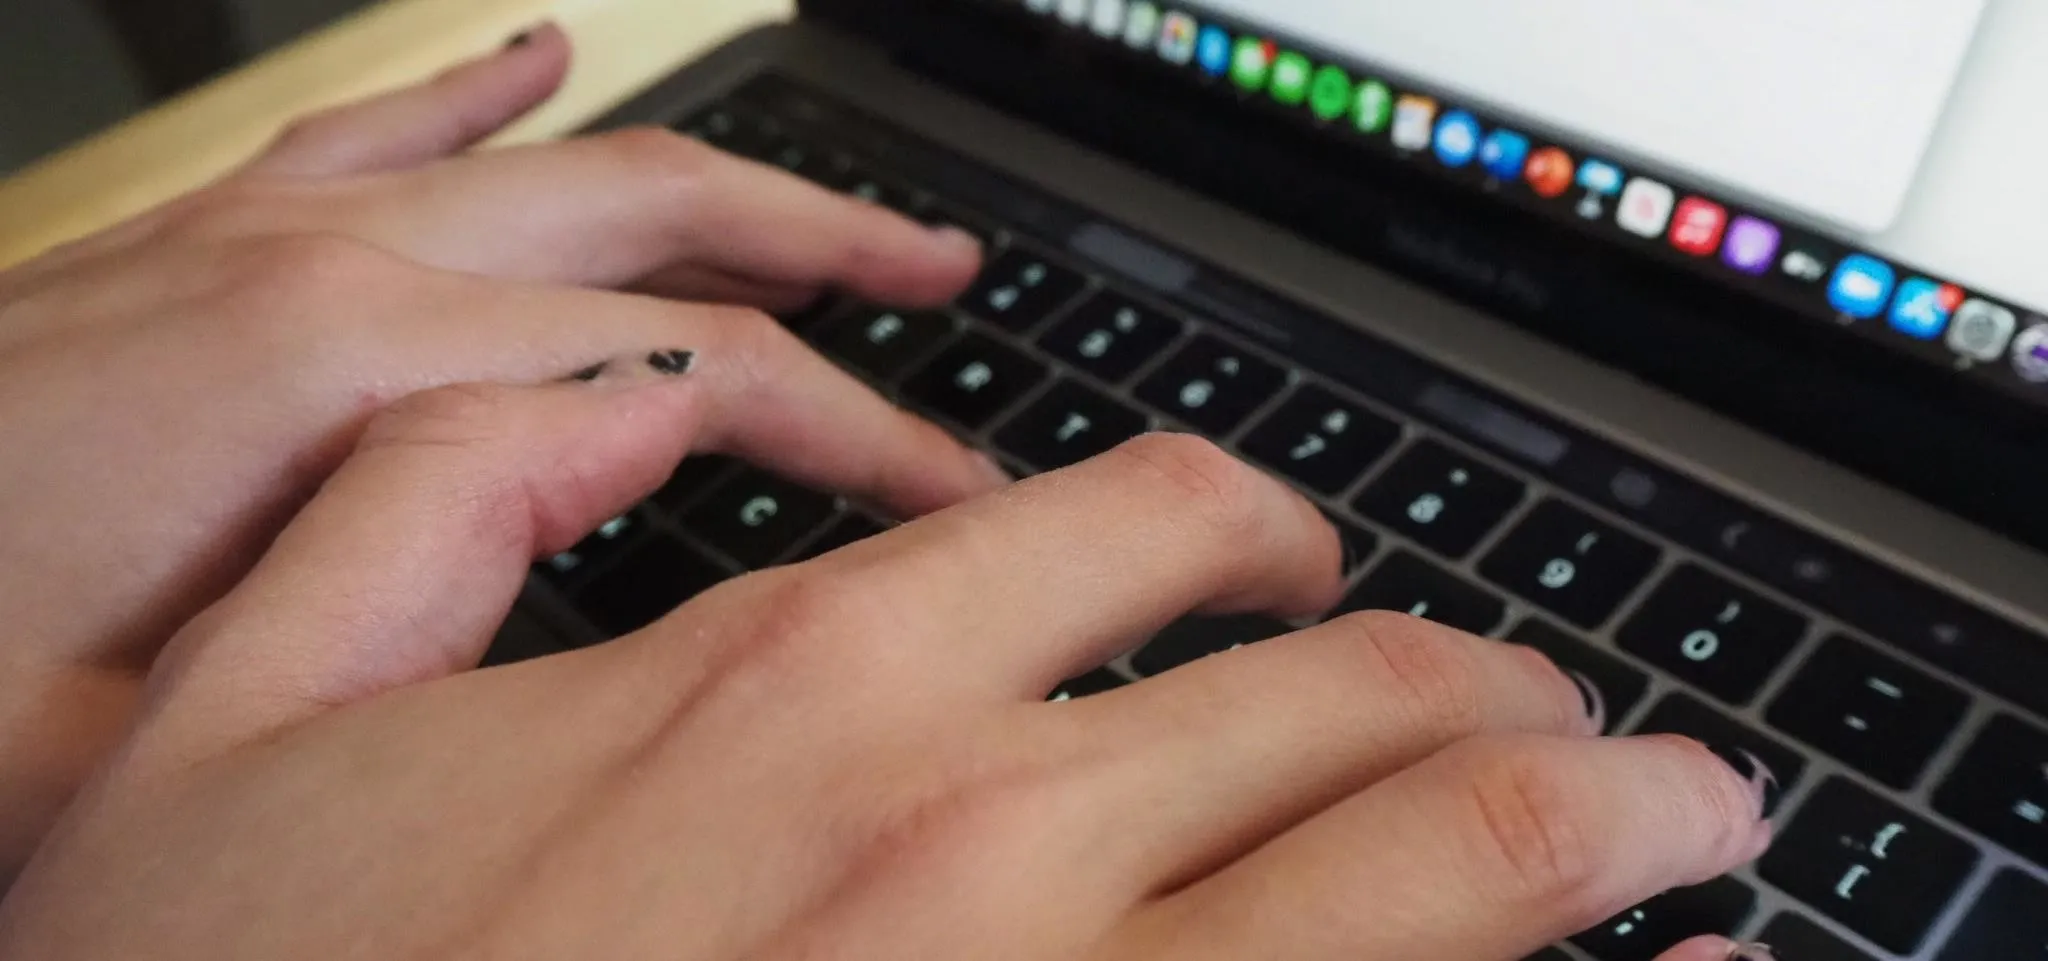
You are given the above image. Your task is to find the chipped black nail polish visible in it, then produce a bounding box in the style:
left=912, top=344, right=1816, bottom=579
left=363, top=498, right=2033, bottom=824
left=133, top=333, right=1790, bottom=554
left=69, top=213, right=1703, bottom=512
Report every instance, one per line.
left=506, top=29, right=535, bottom=48
left=1568, top=671, right=1608, bottom=733
left=564, top=361, right=609, bottom=383
left=1706, top=743, right=1783, bottom=818
left=648, top=350, right=697, bottom=376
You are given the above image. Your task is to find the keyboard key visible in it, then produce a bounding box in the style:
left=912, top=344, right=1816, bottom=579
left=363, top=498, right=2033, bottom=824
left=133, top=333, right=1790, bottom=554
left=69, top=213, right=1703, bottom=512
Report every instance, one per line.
left=536, top=514, right=646, bottom=588
left=652, top=456, right=737, bottom=514
left=1933, top=715, right=2048, bottom=867
left=834, top=165, right=916, bottom=211
left=1756, top=914, right=1877, bottom=961
left=817, top=308, right=957, bottom=381
left=902, top=333, right=1052, bottom=430
left=1335, top=551, right=1506, bottom=635
left=1049, top=668, right=1130, bottom=701
left=763, top=137, right=848, bottom=185
left=676, top=104, right=770, bottom=154
left=1617, top=564, right=1807, bottom=705
left=1480, top=500, right=1660, bottom=629
left=1131, top=615, right=1294, bottom=677
left=1038, top=291, right=1183, bottom=383
left=1134, top=335, right=1289, bottom=435
left=1355, top=440, right=1526, bottom=559
left=1633, top=694, right=1803, bottom=817
left=1935, top=870, right=2048, bottom=961
left=1571, top=877, right=1756, bottom=961
left=683, top=470, right=840, bottom=570
left=960, top=247, right=1087, bottom=332
left=793, top=514, right=888, bottom=563
left=481, top=620, right=569, bottom=668
left=1508, top=620, right=1649, bottom=734
left=993, top=379, right=1149, bottom=471
left=1766, top=635, right=1968, bottom=788
left=1239, top=385, right=1402, bottom=496
left=572, top=535, right=731, bottom=637
left=919, top=201, right=1003, bottom=252
left=1759, top=777, right=1978, bottom=954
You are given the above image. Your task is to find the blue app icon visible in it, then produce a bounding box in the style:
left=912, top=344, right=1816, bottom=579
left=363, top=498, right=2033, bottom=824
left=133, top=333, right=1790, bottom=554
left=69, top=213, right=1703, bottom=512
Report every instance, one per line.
left=1196, top=25, right=1231, bottom=76
left=1478, top=129, right=1530, bottom=181
left=1576, top=159, right=1624, bottom=197
left=1433, top=110, right=1482, bottom=168
left=1827, top=254, right=1897, bottom=320
left=1888, top=277, right=1960, bottom=339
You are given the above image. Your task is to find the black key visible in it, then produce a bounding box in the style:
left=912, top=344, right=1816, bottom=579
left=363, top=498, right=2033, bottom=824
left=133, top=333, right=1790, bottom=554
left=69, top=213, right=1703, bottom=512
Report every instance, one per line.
left=1571, top=877, right=1756, bottom=961
left=794, top=514, right=888, bottom=563
left=1633, top=694, right=1803, bottom=817
left=652, top=456, right=737, bottom=514
left=817, top=307, right=957, bottom=381
left=572, top=535, right=731, bottom=637
left=1355, top=440, right=1526, bottom=559
left=1936, top=716, right=2048, bottom=869
left=1766, top=635, right=1968, bottom=788
left=1756, top=914, right=1878, bottom=961
left=1759, top=777, right=1978, bottom=954
left=1935, top=870, right=2048, bottom=961
left=960, top=247, right=1088, bottom=332
left=1133, top=335, right=1289, bottom=435
left=1335, top=551, right=1506, bottom=635
left=994, top=379, right=1149, bottom=471
left=1049, top=668, right=1130, bottom=702
left=1617, top=564, right=1807, bottom=705
left=676, top=104, right=769, bottom=154
left=1509, top=620, right=1649, bottom=734
left=536, top=514, right=646, bottom=587
left=1037, top=291, right=1183, bottom=383
left=1239, top=385, right=1402, bottom=496
left=1480, top=500, right=1661, bottom=629
left=775, top=296, right=841, bottom=336
left=682, top=470, right=840, bottom=570
left=834, top=164, right=917, bottom=212
left=763, top=137, right=848, bottom=185
left=1131, top=615, right=1293, bottom=677
left=481, top=618, right=570, bottom=668
left=1328, top=513, right=1380, bottom=575
left=902, top=333, right=1051, bottom=430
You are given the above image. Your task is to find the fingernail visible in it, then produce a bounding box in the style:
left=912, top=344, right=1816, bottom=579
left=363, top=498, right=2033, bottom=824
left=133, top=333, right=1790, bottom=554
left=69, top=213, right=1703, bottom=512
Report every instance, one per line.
left=648, top=350, right=697, bottom=376
left=1727, top=942, right=1776, bottom=960
left=505, top=23, right=544, bottom=48
left=1568, top=670, right=1608, bottom=734
left=930, top=225, right=984, bottom=256
left=971, top=451, right=1013, bottom=488
left=1705, top=743, right=1782, bottom=819
left=563, top=361, right=609, bottom=383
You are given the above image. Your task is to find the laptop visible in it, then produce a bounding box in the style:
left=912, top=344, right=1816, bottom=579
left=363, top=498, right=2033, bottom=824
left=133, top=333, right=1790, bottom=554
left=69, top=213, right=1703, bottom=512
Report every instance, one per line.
left=490, top=2, right=2048, bottom=958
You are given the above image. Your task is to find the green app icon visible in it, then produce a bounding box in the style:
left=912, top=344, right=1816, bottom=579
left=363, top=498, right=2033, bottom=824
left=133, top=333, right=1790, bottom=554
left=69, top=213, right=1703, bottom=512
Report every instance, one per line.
left=1231, top=37, right=1272, bottom=92
left=1308, top=64, right=1352, bottom=121
left=1353, top=79, right=1394, bottom=133
left=1270, top=51, right=1313, bottom=106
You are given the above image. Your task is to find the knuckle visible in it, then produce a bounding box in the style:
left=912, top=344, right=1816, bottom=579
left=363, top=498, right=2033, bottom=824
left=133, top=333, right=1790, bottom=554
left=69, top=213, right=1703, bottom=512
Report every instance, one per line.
left=858, top=763, right=1077, bottom=872
left=360, top=382, right=523, bottom=453
left=1107, top=433, right=1267, bottom=535
left=594, top=126, right=718, bottom=178
left=715, top=565, right=900, bottom=669
left=211, top=233, right=395, bottom=303
left=708, top=305, right=808, bottom=385
left=1327, top=611, right=1485, bottom=736
left=1454, top=738, right=1603, bottom=904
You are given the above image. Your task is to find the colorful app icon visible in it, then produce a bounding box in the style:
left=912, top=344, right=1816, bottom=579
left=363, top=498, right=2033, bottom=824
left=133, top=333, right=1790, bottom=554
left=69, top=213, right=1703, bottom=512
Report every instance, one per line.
left=1616, top=178, right=1675, bottom=238
left=1308, top=64, right=1352, bottom=121
left=1827, top=254, right=1897, bottom=320
left=1089, top=0, right=1127, bottom=37
left=1719, top=216, right=1782, bottom=275
left=1888, top=278, right=1964, bottom=339
left=1948, top=299, right=2019, bottom=362
left=1524, top=146, right=1574, bottom=198
left=1353, top=80, right=1394, bottom=134
left=1478, top=129, right=1530, bottom=181
left=1157, top=12, right=1198, bottom=64
left=1573, top=159, right=1623, bottom=218
left=1231, top=36, right=1275, bottom=91
left=2013, top=322, right=2048, bottom=383
left=1391, top=95, right=1438, bottom=151
left=1780, top=247, right=1829, bottom=283
left=1122, top=2, right=1161, bottom=49
left=1269, top=50, right=1313, bottom=105
left=1667, top=197, right=1727, bottom=257
left=1432, top=110, right=1481, bottom=167
left=1196, top=25, right=1233, bottom=76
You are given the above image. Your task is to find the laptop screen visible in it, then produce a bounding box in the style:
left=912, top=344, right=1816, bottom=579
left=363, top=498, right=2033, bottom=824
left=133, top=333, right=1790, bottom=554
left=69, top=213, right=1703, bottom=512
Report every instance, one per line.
left=1021, top=1, right=2048, bottom=408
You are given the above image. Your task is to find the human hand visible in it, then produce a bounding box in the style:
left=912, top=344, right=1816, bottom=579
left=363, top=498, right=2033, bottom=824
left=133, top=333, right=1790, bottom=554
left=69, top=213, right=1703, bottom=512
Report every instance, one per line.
left=0, top=25, right=1000, bottom=876
left=0, top=363, right=1773, bottom=961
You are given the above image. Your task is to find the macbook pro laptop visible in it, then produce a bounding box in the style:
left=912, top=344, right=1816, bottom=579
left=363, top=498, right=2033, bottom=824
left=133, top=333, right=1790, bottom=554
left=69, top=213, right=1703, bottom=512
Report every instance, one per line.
left=493, top=2, right=2048, bottom=958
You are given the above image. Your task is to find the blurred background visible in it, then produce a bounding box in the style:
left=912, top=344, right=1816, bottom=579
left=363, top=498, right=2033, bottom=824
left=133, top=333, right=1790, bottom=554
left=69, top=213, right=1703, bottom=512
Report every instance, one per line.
left=0, top=0, right=378, bottom=174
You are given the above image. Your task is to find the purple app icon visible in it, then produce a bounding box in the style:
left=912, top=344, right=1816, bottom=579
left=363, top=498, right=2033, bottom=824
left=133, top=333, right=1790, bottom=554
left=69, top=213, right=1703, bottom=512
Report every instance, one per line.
left=1721, top=216, right=1783, bottom=276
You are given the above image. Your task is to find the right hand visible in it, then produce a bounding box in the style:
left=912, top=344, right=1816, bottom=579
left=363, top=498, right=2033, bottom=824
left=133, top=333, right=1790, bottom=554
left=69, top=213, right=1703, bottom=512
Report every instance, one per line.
left=0, top=24, right=1001, bottom=877
left=0, top=362, right=1773, bottom=961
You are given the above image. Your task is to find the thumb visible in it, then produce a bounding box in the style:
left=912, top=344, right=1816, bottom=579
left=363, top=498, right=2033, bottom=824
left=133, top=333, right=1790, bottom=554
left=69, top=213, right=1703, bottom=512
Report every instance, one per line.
left=129, top=349, right=704, bottom=769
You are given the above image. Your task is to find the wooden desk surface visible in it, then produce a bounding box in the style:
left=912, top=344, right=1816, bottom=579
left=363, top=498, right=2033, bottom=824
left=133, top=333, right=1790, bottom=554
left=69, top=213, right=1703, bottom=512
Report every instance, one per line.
left=0, top=0, right=794, bottom=268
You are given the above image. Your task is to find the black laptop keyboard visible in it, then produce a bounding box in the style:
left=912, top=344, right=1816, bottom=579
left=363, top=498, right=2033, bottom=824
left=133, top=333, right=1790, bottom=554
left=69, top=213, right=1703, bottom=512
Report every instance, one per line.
left=496, top=75, right=2048, bottom=961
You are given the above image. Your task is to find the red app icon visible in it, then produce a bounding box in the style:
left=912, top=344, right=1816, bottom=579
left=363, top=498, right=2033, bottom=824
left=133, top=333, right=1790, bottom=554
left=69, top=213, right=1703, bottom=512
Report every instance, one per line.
left=1524, top=146, right=1573, bottom=198
left=1669, top=197, right=1729, bottom=257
